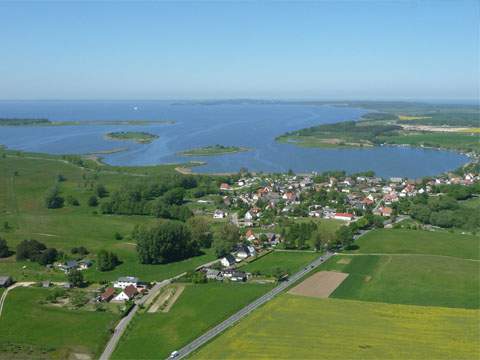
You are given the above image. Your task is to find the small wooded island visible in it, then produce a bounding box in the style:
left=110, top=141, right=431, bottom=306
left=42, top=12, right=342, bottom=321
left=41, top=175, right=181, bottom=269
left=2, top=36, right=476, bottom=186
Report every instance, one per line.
left=105, top=131, right=159, bottom=144
left=177, top=144, right=251, bottom=156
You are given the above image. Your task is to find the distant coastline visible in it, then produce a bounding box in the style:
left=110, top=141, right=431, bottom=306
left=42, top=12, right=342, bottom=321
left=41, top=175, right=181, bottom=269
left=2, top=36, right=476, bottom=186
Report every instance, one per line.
left=0, top=118, right=175, bottom=126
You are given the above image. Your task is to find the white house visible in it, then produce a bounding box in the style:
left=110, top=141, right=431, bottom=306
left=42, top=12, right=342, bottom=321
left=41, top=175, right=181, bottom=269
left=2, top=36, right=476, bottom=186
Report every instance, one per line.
left=244, top=211, right=253, bottom=221
left=114, top=276, right=139, bottom=289
left=334, top=213, right=354, bottom=221
left=220, top=254, right=236, bottom=268
left=113, top=285, right=138, bottom=302
left=213, top=210, right=226, bottom=219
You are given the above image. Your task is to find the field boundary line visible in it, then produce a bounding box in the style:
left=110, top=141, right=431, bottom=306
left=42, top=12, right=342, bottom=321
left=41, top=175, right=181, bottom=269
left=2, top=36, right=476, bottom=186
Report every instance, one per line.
left=338, top=253, right=480, bottom=262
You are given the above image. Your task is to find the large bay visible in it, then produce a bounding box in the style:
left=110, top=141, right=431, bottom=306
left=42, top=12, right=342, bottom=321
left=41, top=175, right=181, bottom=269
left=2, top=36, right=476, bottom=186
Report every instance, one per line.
left=0, top=100, right=469, bottom=178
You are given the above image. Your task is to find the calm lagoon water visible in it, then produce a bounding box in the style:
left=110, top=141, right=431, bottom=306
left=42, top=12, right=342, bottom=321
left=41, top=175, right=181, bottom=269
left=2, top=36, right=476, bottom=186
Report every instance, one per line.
left=0, top=100, right=469, bottom=178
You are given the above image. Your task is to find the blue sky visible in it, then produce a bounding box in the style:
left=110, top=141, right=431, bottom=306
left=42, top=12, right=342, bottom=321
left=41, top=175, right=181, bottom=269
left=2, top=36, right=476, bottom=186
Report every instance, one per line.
left=0, top=1, right=478, bottom=100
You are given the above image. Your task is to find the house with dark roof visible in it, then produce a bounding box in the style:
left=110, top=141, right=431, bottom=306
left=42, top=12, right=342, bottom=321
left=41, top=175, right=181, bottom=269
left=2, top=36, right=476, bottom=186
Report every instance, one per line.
left=113, top=284, right=138, bottom=302
left=220, top=254, right=236, bottom=268
left=100, top=287, right=116, bottom=302
left=0, top=276, right=12, bottom=288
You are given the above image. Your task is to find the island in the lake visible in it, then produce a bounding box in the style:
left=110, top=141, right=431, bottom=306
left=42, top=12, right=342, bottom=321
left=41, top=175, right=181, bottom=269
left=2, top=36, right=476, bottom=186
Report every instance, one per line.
left=177, top=144, right=251, bottom=156
left=105, top=131, right=159, bottom=144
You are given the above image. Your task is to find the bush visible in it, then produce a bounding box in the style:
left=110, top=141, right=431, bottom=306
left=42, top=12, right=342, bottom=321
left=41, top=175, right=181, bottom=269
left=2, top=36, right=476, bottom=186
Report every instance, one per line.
left=66, top=195, right=80, bottom=206
left=0, top=237, right=10, bottom=258
left=97, top=250, right=120, bottom=271
left=44, top=185, right=64, bottom=209
left=71, top=246, right=89, bottom=256
left=88, top=195, right=98, bottom=207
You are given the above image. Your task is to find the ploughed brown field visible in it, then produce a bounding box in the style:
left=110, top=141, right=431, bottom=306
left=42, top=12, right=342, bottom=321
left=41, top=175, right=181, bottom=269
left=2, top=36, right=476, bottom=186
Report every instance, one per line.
left=288, top=271, right=349, bottom=298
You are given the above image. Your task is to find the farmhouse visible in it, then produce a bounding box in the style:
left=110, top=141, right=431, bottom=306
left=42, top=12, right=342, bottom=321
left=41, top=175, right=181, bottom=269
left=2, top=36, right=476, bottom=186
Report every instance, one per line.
left=114, top=276, right=139, bottom=289
left=59, top=260, right=78, bottom=273
left=245, top=229, right=256, bottom=242
left=213, top=210, right=226, bottom=219
left=113, top=284, right=138, bottom=302
left=100, top=287, right=116, bottom=302
left=220, top=254, right=236, bottom=268
left=235, top=245, right=256, bottom=261
left=230, top=271, right=247, bottom=282
left=376, top=206, right=393, bottom=217
left=334, top=213, right=354, bottom=221
left=78, top=259, right=92, bottom=270
left=220, top=183, right=232, bottom=191
left=206, top=269, right=223, bottom=281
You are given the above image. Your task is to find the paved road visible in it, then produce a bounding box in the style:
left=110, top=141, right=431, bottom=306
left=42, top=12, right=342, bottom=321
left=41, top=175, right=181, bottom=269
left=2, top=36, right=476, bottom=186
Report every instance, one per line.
left=0, top=282, right=35, bottom=319
left=172, top=251, right=335, bottom=360
left=99, top=279, right=170, bottom=360
left=99, top=270, right=197, bottom=360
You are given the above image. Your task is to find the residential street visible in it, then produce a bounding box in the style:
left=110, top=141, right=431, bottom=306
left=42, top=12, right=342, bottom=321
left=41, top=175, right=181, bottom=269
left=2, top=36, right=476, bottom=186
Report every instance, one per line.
left=172, top=251, right=334, bottom=360
left=99, top=279, right=170, bottom=360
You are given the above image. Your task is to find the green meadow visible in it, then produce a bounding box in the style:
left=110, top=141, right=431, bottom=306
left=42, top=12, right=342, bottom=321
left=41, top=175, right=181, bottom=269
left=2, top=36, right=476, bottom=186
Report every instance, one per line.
left=112, top=282, right=273, bottom=360
left=351, top=228, right=480, bottom=260
left=320, top=254, right=479, bottom=309
left=0, top=287, right=117, bottom=359
left=241, top=250, right=318, bottom=276
left=192, top=295, right=480, bottom=360
left=0, top=154, right=215, bottom=282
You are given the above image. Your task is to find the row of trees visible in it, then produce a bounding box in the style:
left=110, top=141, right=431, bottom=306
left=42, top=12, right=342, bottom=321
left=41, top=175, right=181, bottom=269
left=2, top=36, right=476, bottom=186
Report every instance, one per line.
left=279, top=219, right=360, bottom=251
left=45, top=182, right=108, bottom=209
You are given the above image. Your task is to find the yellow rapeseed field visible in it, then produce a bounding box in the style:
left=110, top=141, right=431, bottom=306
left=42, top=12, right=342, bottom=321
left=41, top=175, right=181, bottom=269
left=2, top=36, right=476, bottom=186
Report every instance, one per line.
left=398, top=115, right=432, bottom=120
left=193, top=295, right=479, bottom=360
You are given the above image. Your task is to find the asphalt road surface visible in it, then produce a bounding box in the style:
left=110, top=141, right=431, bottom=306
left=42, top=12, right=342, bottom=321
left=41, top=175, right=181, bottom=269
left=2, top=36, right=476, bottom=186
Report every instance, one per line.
left=171, top=251, right=334, bottom=360
left=99, top=279, right=170, bottom=360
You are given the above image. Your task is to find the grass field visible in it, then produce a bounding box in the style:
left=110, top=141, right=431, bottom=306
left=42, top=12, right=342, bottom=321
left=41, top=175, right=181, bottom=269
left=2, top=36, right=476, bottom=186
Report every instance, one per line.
left=241, top=251, right=318, bottom=276
left=380, top=132, right=480, bottom=152
left=0, top=155, right=215, bottom=282
left=319, top=254, right=479, bottom=309
left=192, top=295, right=479, bottom=360
left=112, top=282, right=273, bottom=360
left=0, top=287, right=117, bottom=359
left=351, top=228, right=480, bottom=260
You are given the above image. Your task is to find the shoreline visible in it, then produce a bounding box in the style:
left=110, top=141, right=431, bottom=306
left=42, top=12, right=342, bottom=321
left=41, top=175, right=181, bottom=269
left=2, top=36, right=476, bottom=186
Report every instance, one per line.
left=0, top=144, right=474, bottom=180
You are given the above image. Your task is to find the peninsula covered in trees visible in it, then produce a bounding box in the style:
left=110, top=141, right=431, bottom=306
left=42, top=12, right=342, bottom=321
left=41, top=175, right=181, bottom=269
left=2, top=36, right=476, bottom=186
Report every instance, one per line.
left=276, top=103, right=480, bottom=153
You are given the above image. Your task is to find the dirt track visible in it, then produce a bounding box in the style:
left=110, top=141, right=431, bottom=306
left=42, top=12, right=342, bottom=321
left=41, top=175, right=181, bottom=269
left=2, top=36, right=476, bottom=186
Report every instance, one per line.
left=288, top=271, right=349, bottom=298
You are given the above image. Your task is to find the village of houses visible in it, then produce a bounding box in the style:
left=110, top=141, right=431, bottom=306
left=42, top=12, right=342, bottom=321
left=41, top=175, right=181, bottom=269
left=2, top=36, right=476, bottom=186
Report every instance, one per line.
left=0, top=169, right=477, bottom=314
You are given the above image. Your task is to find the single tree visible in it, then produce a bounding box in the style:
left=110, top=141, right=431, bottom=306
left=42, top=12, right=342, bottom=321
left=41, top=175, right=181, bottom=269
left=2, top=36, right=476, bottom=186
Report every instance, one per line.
left=95, top=184, right=108, bottom=198
left=67, top=269, right=84, bottom=288
left=213, top=223, right=240, bottom=257
left=88, top=195, right=98, bottom=207
left=187, top=217, right=213, bottom=248
left=45, top=185, right=64, bottom=209
left=0, top=237, right=10, bottom=258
